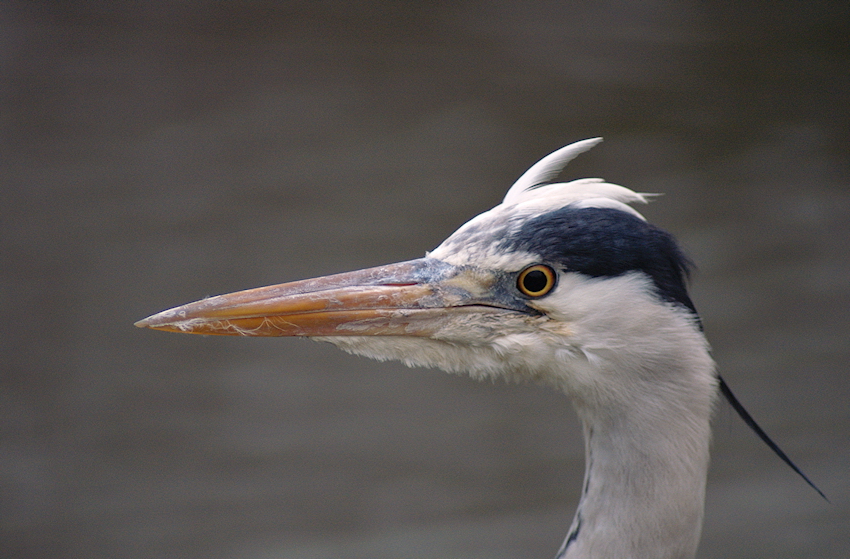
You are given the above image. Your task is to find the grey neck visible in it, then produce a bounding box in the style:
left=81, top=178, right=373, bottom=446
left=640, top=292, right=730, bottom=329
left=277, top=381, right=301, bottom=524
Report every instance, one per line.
left=556, top=386, right=715, bottom=559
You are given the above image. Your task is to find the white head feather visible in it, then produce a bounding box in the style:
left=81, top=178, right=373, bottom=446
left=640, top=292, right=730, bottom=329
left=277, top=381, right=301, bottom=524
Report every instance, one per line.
left=503, top=137, right=605, bottom=204
left=430, top=138, right=653, bottom=267
left=503, top=138, right=651, bottom=217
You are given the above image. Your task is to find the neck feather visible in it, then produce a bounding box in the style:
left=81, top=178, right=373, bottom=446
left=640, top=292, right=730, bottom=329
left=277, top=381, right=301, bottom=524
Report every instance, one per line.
left=557, top=355, right=717, bottom=559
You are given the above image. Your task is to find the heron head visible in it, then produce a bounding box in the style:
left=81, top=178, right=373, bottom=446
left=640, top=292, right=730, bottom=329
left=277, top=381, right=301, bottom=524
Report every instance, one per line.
left=136, top=139, right=702, bottom=391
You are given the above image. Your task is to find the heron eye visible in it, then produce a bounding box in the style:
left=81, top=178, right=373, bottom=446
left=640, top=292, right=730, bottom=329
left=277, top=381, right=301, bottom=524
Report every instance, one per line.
left=517, top=264, right=556, bottom=297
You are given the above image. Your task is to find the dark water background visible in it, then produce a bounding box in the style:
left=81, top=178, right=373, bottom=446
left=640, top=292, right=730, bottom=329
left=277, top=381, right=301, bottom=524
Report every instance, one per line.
left=3, top=2, right=848, bottom=558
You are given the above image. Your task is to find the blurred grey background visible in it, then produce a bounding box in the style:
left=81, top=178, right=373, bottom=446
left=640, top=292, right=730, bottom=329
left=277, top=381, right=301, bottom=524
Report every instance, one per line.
left=2, top=2, right=848, bottom=558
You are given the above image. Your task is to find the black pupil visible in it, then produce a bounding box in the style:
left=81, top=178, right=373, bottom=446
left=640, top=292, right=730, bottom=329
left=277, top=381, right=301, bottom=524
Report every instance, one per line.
left=523, top=270, right=548, bottom=293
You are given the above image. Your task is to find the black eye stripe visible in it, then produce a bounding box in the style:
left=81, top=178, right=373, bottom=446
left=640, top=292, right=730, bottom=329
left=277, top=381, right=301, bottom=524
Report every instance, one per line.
left=499, top=206, right=696, bottom=314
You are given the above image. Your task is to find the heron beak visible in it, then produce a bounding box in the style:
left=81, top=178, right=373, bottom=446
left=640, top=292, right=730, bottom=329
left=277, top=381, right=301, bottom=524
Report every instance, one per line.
left=135, top=258, right=510, bottom=337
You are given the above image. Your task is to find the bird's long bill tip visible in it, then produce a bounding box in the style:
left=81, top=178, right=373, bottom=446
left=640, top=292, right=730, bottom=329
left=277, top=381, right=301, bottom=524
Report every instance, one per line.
left=134, top=259, right=471, bottom=337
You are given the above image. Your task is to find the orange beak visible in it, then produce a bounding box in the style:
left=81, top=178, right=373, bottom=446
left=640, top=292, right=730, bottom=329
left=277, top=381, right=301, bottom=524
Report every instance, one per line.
left=135, top=258, right=525, bottom=338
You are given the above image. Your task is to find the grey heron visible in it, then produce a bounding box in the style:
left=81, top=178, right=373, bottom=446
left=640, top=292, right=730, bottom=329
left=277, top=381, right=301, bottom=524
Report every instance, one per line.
left=136, top=138, right=823, bottom=558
